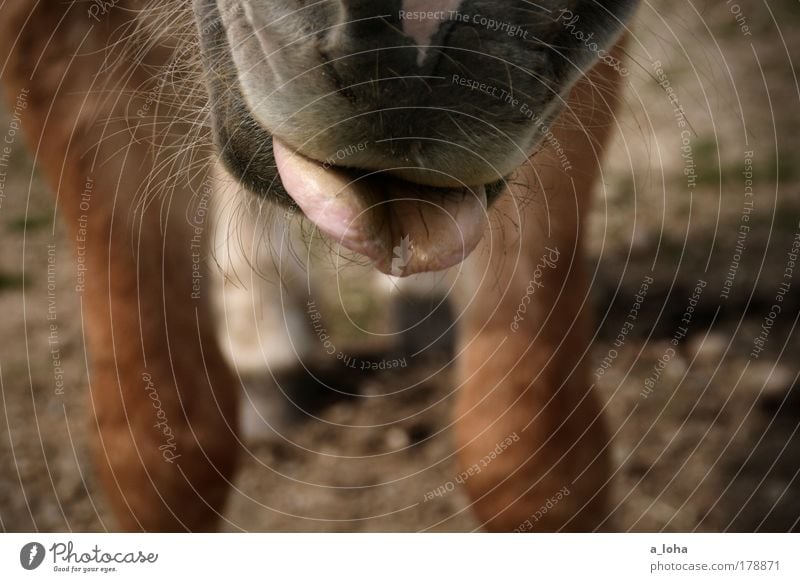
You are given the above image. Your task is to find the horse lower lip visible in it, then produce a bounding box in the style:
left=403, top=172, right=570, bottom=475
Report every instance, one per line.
left=272, top=138, right=489, bottom=275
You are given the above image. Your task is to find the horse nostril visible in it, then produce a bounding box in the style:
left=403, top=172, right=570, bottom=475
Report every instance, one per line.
left=333, top=0, right=402, bottom=38
left=321, top=12, right=424, bottom=104
left=328, top=0, right=462, bottom=74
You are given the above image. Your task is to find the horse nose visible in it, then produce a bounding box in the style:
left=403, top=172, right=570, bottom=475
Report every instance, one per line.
left=337, top=0, right=465, bottom=43
left=330, top=0, right=467, bottom=68
left=395, top=0, right=466, bottom=53
left=319, top=0, right=504, bottom=142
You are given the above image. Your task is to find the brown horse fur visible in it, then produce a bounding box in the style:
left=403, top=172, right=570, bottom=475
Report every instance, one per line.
left=0, top=0, right=630, bottom=531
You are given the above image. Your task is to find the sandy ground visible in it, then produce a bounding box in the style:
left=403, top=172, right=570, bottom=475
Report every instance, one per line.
left=1, top=0, right=800, bottom=532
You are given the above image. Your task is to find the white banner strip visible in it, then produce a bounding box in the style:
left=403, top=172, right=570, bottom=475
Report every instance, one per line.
left=1, top=534, right=797, bottom=580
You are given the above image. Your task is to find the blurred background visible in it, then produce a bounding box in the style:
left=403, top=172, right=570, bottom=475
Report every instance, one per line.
left=1, top=0, right=799, bottom=531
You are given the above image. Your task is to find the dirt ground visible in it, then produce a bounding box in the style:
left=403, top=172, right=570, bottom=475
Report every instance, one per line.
left=1, top=0, right=800, bottom=532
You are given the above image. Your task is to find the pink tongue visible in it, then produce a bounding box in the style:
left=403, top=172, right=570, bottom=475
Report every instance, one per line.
left=273, top=138, right=488, bottom=276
